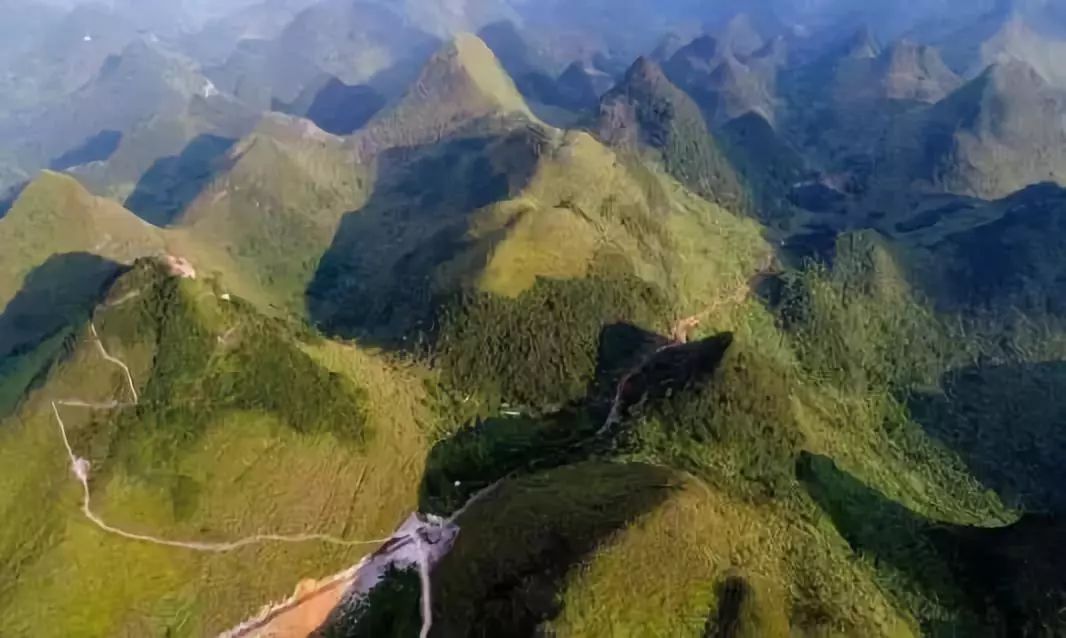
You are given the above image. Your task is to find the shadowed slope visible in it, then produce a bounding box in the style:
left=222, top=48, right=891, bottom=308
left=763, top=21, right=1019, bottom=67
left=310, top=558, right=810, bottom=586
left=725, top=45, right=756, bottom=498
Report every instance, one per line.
left=0, top=172, right=163, bottom=312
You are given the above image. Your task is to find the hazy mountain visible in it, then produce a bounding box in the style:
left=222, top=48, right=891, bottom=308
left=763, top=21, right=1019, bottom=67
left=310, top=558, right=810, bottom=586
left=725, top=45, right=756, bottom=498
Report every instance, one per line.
left=778, top=28, right=961, bottom=185
left=663, top=35, right=780, bottom=127
left=878, top=40, right=962, bottom=102
left=939, top=9, right=1066, bottom=87
left=649, top=32, right=689, bottom=63
left=717, top=13, right=767, bottom=58
left=208, top=0, right=439, bottom=108
left=182, top=0, right=323, bottom=65
left=377, top=0, right=517, bottom=37
left=973, top=15, right=1066, bottom=86
left=504, top=0, right=710, bottom=60
left=0, top=3, right=139, bottom=115
left=1, top=38, right=258, bottom=224
left=0, top=0, right=64, bottom=65
left=553, top=61, right=616, bottom=110
left=477, top=20, right=571, bottom=108
left=917, top=60, right=1066, bottom=199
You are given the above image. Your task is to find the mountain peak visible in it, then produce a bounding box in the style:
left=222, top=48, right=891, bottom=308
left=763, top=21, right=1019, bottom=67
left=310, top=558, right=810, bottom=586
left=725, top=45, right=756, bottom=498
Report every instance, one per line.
left=425, top=33, right=532, bottom=109
left=625, top=56, right=669, bottom=86
left=845, top=25, right=881, bottom=59
left=355, top=33, right=535, bottom=155
left=981, top=57, right=1048, bottom=91
left=15, top=170, right=93, bottom=212
left=599, top=56, right=702, bottom=149
left=597, top=57, right=746, bottom=207
left=879, top=40, right=961, bottom=102
left=709, top=52, right=747, bottom=88
left=683, top=35, right=722, bottom=62
left=720, top=13, right=765, bottom=58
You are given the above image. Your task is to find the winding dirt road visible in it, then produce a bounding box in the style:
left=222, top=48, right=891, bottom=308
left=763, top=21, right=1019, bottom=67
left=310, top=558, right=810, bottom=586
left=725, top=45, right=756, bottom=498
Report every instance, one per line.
left=49, top=262, right=765, bottom=637
left=51, top=323, right=395, bottom=553
left=228, top=265, right=767, bottom=636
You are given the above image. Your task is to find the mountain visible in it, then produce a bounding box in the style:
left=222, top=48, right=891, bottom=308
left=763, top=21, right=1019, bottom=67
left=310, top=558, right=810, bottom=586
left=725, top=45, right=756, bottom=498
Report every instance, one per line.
left=663, top=35, right=780, bottom=127
left=352, top=33, right=536, bottom=156
left=0, top=4, right=139, bottom=116
left=778, top=30, right=960, bottom=184
left=170, top=113, right=370, bottom=313
left=908, top=182, right=1066, bottom=314
left=878, top=40, right=962, bottom=103
left=597, top=57, right=748, bottom=211
left=502, top=0, right=711, bottom=62
left=718, top=111, right=807, bottom=223
left=310, top=37, right=769, bottom=407
left=376, top=0, right=517, bottom=38
left=1, top=38, right=258, bottom=225
left=476, top=20, right=587, bottom=116
left=477, top=19, right=554, bottom=79
left=0, top=257, right=432, bottom=636
left=973, top=14, right=1066, bottom=86
left=181, top=0, right=324, bottom=66
left=553, top=61, right=616, bottom=110
left=0, top=0, right=63, bottom=68
left=208, top=0, right=439, bottom=108
left=717, top=13, right=767, bottom=58
left=0, top=172, right=163, bottom=358
left=939, top=7, right=1066, bottom=88
left=0, top=114, right=362, bottom=326
left=915, top=60, right=1066, bottom=199
left=10, top=6, right=1066, bottom=638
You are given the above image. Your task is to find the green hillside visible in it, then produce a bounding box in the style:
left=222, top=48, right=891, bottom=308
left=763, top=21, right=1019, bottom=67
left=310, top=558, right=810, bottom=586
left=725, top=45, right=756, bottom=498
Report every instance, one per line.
left=597, top=57, right=750, bottom=213
left=324, top=229, right=1061, bottom=637
left=0, top=259, right=434, bottom=635
left=352, top=32, right=537, bottom=156
left=172, top=113, right=372, bottom=315
left=0, top=172, right=164, bottom=363
left=311, top=119, right=768, bottom=410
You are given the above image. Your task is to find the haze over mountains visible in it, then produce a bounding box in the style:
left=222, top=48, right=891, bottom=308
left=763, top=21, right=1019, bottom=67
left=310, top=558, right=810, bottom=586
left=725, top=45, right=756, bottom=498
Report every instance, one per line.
left=5, top=1, right=1066, bottom=637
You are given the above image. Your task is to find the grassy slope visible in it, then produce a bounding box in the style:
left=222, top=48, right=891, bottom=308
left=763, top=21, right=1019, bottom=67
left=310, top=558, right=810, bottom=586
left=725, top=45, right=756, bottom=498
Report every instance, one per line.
left=0, top=117, right=368, bottom=324
left=353, top=33, right=536, bottom=156
left=393, top=229, right=1016, bottom=638
left=551, top=475, right=913, bottom=638
left=0, top=262, right=434, bottom=635
left=479, top=130, right=767, bottom=305
left=0, top=171, right=164, bottom=307
left=433, top=130, right=769, bottom=411
left=172, top=115, right=372, bottom=315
